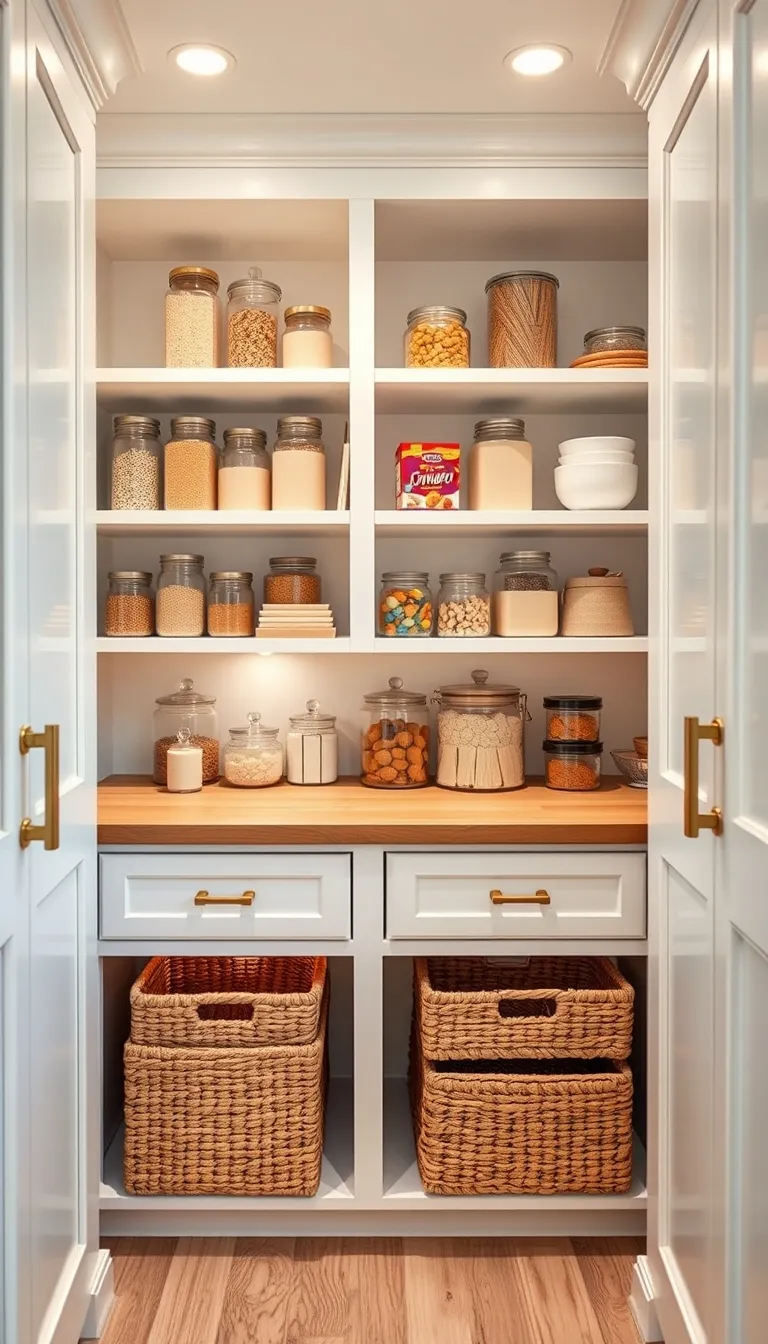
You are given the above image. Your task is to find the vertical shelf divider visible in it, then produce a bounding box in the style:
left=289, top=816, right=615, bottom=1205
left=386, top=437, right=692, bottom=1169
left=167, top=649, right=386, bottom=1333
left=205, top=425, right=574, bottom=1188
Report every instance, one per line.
left=347, top=199, right=376, bottom=652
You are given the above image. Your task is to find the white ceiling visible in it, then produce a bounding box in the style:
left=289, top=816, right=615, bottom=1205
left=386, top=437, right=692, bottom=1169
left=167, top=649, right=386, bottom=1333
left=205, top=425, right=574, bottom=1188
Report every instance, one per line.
left=104, top=0, right=638, bottom=117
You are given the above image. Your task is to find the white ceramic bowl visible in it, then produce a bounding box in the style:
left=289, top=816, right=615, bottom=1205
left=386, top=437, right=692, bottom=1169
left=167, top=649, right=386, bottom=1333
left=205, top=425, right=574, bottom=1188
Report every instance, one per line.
left=558, top=451, right=635, bottom=466
left=554, top=461, right=639, bottom=510
left=558, top=436, right=637, bottom=457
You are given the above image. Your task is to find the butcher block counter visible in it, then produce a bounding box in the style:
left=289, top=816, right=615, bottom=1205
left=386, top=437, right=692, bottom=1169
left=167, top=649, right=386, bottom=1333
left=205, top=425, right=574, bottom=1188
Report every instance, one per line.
left=97, top=775, right=648, bottom=847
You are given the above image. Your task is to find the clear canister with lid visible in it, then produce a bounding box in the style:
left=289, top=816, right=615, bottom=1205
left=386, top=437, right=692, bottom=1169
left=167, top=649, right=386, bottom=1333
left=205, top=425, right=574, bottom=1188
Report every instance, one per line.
left=105, top=571, right=154, bottom=637
left=436, top=574, right=490, bottom=637
left=433, top=669, right=527, bottom=792
left=207, top=571, right=255, bottom=637
left=492, top=550, right=560, bottom=638
left=543, top=740, right=603, bottom=791
left=271, top=415, right=326, bottom=511
left=468, top=417, right=533, bottom=511
left=287, top=700, right=338, bottom=785
left=227, top=266, right=282, bottom=368
left=583, top=326, right=647, bottom=356
left=165, top=416, right=218, bottom=511
left=165, top=727, right=203, bottom=794
left=264, top=556, right=321, bottom=605
left=223, top=711, right=283, bottom=788
left=378, top=571, right=433, bottom=637
left=404, top=305, right=470, bottom=368
left=165, top=266, right=220, bottom=368
left=219, top=427, right=270, bottom=510
left=544, top=695, right=603, bottom=743
left=110, top=415, right=162, bottom=510
left=156, top=553, right=206, bottom=636
left=485, top=270, right=559, bottom=368
left=362, top=676, right=429, bottom=788
left=153, top=677, right=219, bottom=785
left=283, top=306, right=333, bottom=368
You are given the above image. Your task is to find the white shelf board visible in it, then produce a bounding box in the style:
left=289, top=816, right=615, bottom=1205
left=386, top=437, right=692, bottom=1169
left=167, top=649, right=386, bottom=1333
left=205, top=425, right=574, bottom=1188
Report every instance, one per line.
left=382, top=1079, right=647, bottom=1211
left=373, top=636, right=649, bottom=654
left=97, top=510, right=349, bottom=537
left=96, top=368, right=350, bottom=413
left=375, top=509, right=648, bottom=537
left=375, top=368, right=648, bottom=415
left=97, top=637, right=352, bottom=655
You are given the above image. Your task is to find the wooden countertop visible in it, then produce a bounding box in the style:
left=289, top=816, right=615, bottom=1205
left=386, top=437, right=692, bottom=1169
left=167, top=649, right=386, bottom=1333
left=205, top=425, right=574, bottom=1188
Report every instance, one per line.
left=98, top=776, right=647, bottom=847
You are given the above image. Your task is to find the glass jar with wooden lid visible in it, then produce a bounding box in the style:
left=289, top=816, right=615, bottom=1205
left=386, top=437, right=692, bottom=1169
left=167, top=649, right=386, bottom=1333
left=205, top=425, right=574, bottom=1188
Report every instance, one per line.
left=282, top=306, right=333, bottom=368
left=433, top=669, right=527, bottom=791
left=165, top=266, right=220, bottom=367
left=226, top=266, right=282, bottom=368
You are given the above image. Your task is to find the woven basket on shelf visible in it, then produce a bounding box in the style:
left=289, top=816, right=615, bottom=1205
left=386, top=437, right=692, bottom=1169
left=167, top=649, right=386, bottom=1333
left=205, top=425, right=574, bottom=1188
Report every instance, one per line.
left=414, top=955, right=633, bottom=1061
left=409, top=1023, right=634, bottom=1195
left=130, top=955, right=327, bottom=1049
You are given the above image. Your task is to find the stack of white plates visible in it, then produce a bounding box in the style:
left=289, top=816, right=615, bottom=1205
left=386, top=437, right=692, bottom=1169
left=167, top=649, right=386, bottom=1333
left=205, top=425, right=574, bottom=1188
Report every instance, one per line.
left=555, top=436, right=638, bottom=510
left=256, top=604, right=337, bottom=639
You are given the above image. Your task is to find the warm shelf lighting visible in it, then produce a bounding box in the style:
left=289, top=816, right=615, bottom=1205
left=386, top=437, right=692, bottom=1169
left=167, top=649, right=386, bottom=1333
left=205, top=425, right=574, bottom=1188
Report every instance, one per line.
left=169, top=44, right=234, bottom=77
left=505, top=45, right=571, bottom=77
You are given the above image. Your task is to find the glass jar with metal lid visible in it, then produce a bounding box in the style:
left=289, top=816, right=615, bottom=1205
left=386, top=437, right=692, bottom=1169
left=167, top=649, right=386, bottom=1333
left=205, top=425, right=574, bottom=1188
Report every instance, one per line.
left=105, top=571, right=154, bottom=637
left=492, top=550, right=559, bottom=638
left=165, top=266, right=220, bottom=367
left=110, top=415, right=162, bottom=510
left=468, top=417, right=533, bottom=511
left=153, top=677, right=219, bottom=785
left=165, top=416, right=218, bottom=511
left=264, top=556, right=321, bottom=605
left=227, top=265, right=282, bottom=368
left=282, top=306, right=333, bottom=369
left=436, top=574, right=490, bottom=637
left=272, top=416, right=326, bottom=511
left=287, top=700, right=338, bottom=785
left=378, top=570, right=433, bottom=637
left=361, top=676, right=429, bottom=788
left=583, top=325, right=647, bottom=356
left=219, top=427, right=270, bottom=511
left=433, top=669, right=527, bottom=792
left=485, top=270, right=559, bottom=368
left=156, top=553, right=206, bottom=636
left=223, top=711, right=284, bottom=788
left=404, top=305, right=470, bottom=368
left=207, top=571, right=255, bottom=638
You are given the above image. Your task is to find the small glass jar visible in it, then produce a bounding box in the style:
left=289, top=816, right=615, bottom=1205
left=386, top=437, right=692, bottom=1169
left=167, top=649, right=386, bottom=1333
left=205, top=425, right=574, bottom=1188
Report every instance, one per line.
left=264, top=557, right=321, bottom=605
left=492, top=550, right=560, bottom=638
left=436, top=573, right=490, bottom=637
left=287, top=700, right=338, bottom=785
left=404, top=305, right=470, bottom=368
left=165, top=416, right=218, bottom=511
left=361, top=677, right=429, bottom=788
left=223, top=711, right=283, bottom=788
left=583, top=326, right=647, bottom=355
left=468, top=417, right=533, bottom=512
left=433, top=669, right=527, bottom=792
left=156, top=553, right=206, bottom=636
left=105, top=571, right=154, bottom=637
left=378, top=571, right=433, bottom=638
left=153, top=678, right=219, bottom=785
left=543, top=740, right=603, bottom=791
left=271, top=416, right=326, bottom=511
left=218, top=427, right=270, bottom=511
left=207, top=571, right=255, bottom=637
left=165, top=727, right=203, bottom=794
left=110, top=415, right=162, bottom=510
left=227, top=266, right=282, bottom=368
left=165, top=266, right=220, bottom=368
left=282, top=306, right=333, bottom=369
left=544, top=696, right=603, bottom=743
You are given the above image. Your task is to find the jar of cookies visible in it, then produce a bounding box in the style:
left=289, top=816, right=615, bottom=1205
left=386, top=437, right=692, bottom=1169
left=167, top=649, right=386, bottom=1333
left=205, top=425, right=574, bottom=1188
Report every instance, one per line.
left=361, top=676, right=429, bottom=788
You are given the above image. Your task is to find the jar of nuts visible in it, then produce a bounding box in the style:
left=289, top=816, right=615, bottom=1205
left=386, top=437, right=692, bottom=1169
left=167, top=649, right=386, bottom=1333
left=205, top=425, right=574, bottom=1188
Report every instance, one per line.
left=361, top=676, right=429, bottom=789
left=404, top=305, right=470, bottom=368
left=433, top=670, right=527, bottom=792
left=110, top=415, right=162, bottom=510
left=156, top=553, right=206, bottom=636
left=165, top=266, right=220, bottom=368
left=105, top=571, right=155, bottom=637
left=437, top=574, right=491, bottom=637
left=153, top=678, right=219, bottom=785
left=543, top=739, right=603, bottom=791
left=207, top=571, right=255, bottom=637
left=223, top=712, right=283, bottom=788
left=165, top=416, right=218, bottom=511
left=227, top=266, right=282, bottom=368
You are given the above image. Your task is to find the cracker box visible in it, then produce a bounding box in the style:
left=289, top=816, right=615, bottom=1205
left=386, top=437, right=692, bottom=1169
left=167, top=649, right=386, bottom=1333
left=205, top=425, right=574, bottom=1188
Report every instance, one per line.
left=395, top=442, right=461, bottom=510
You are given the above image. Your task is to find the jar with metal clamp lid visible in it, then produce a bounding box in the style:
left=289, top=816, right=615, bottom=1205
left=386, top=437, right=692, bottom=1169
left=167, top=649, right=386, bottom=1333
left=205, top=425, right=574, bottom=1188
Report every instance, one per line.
left=287, top=700, right=338, bottom=785
left=433, top=669, right=528, bottom=792
left=223, top=711, right=284, bottom=788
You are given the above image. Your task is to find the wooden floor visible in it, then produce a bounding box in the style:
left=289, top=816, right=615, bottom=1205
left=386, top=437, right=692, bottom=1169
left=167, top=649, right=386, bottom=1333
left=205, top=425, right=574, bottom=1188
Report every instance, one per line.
left=96, top=1236, right=644, bottom=1344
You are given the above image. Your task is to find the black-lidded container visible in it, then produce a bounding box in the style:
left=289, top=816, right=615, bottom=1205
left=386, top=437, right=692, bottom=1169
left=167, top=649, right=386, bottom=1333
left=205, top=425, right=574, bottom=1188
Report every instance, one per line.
left=543, top=695, right=602, bottom=743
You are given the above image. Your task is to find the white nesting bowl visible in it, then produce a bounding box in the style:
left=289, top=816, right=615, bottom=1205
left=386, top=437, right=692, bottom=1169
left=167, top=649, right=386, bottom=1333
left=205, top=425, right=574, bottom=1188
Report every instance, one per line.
left=555, top=461, right=638, bottom=510
left=558, top=450, right=635, bottom=465
left=558, top=436, right=637, bottom=457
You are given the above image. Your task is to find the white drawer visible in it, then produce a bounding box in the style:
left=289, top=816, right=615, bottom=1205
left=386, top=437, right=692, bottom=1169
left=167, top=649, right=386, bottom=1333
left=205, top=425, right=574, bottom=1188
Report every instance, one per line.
left=100, top=853, right=351, bottom=940
left=386, top=852, right=646, bottom=940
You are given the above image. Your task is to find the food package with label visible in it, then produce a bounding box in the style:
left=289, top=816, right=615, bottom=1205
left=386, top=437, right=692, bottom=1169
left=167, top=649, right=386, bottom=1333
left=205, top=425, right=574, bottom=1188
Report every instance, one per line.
left=395, top=442, right=460, bottom=510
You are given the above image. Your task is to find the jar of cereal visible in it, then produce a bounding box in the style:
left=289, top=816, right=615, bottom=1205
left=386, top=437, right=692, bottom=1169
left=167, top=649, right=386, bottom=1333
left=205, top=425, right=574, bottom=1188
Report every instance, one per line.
left=223, top=712, right=283, bottom=788
left=361, top=676, right=429, bottom=788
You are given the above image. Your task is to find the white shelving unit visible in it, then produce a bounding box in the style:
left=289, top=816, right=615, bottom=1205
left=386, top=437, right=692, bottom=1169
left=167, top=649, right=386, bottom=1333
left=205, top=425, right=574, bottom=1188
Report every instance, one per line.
left=374, top=367, right=648, bottom=414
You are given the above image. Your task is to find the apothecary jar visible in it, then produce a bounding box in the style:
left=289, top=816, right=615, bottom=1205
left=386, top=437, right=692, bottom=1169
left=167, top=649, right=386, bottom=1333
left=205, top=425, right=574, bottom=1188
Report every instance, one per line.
left=361, top=676, right=429, bottom=788
left=153, top=678, right=219, bottom=786
left=223, top=712, right=284, bottom=788
left=433, top=669, right=527, bottom=792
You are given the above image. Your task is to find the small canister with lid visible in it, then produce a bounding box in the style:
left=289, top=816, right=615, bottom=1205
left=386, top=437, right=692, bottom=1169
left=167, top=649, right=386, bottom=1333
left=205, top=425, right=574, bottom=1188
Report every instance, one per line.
left=165, top=727, right=203, bottom=794
left=544, top=695, right=603, bottom=743
left=560, top=567, right=634, bottom=637
left=433, top=669, right=527, bottom=792
left=264, top=557, right=321, bottom=605
left=110, top=415, right=162, bottom=510
left=156, top=553, right=206, bottom=636
left=153, top=678, right=219, bottom=785
left=287, top=700, right=338, bottom=785
left=361, top=676, right=429, bottom=788
left=486, top=270, right=559, bottom=368
left=582, top=326, right=646, bottom=356
left=468, top=417, right=533, bottom=511
left=223, top=712, right=283, bottom=788
left=165, top=266, right=220, bottom=368
left=207, top=571, right=255, bottom=637
left=271, top=416, right=326, bottom=511
left=165, top=416, right=218, bottom=511
left=378, top=571, right=433, bottom=638
left=283, top=306, right=333, bottom=368
left=543, top=740, right=603, bottom=791
left=227, top=266, right=282, bottom=368
left=404, top=305, right=470, bottom=368
left=218, top=427, right=270, bottom=510
left=105, top=571, right=155, bottom=637
left=492, top=551, right=560, bottom=637
left=436, top=574, right=491, bottom=637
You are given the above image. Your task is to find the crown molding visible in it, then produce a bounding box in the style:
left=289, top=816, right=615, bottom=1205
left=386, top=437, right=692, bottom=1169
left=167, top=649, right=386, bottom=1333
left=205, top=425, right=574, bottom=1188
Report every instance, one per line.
left=598, top=0, right=701, bottom=109
left=96, top=111, right=647, bottom=170
left=46, top=0, right=140, bottom=110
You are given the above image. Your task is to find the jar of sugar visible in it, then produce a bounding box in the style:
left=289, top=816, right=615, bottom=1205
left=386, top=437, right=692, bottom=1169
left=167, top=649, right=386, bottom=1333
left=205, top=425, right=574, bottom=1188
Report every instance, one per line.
left=286, top=700, right=338, bottom=785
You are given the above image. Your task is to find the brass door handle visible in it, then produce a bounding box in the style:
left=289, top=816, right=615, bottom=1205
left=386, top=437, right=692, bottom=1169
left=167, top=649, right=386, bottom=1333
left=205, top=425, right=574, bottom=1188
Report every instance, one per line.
left=19, top=724, right=60, bottom=851
left=490, top=889, right=551, bottom=905
left=684, top=716, right=723, bottom=838
left=195, top=890, right=255, bottom=906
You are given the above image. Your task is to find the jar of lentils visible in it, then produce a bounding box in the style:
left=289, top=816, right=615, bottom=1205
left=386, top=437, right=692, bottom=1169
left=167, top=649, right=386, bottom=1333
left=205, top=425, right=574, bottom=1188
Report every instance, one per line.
left=227, top=266, right=282, bottom=368
left=543, top=740, right=603, bottom=791
left=165, top=416, right=218, bottom=511
left=404, top=305, right=470, bottom=368
left=104, top=571, right=154, bottom=637
left=153, top=678, right=219, bottom=785
left=156, top=553, right=206, bottom=636
left=436, top=573, right=491, bottom=637
left=264, top=557, right=321, bottom=605
left=223, top=712, right=283, bottom=788
left=110, top=415, right=162, bottom=510
left=165, top=266, right=220, bottom=368
left=271, top=416, right=326, bottom=511
left=207, top=571, right=255, bottom=637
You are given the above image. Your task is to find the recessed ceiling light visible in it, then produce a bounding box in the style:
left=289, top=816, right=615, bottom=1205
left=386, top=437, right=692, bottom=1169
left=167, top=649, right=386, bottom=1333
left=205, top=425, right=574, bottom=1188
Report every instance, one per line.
left=169, top=44, right=234, bottom=77
left=505, top=45, right=571, bottom=77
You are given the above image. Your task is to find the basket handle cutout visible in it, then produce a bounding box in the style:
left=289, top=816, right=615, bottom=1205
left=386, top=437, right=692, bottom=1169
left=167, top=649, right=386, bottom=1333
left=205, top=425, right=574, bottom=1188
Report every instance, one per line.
left=196, top=1002, right=256, bottom=1022
left=498, top=997, right=557, bottom=1020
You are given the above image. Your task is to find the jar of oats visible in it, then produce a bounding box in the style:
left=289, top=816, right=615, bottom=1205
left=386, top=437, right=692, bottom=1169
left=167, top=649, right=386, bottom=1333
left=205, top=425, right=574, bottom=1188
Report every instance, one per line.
left=404, top=305, right=470, bottom=368
left=110, top=415, right=162, bottom=510
left=153, top=678, right=219, bottom=785
left=156, top=554, right=206, bottom=636
left=165, top=266, right=220, bottom=367
left=104, top=571, right=155, bottom=637
left=207, top=571, right=255, bottom=637
left=227, top=266, right=282, bottom=368
left=165, top=416, right=218, bottom=510
left=223, top=712, right=283, bottom=788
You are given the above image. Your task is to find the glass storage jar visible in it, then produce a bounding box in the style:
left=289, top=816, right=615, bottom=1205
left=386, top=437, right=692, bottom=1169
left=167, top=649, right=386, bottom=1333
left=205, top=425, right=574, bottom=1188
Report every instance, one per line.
left=361, top=676, right=429, bottom=788
left=165, top=727, right=203, bottom=794
left=223, top=712, right=283, bottom=788
left=286, top=700, right=338, bottom=785
left=105, top=571, right=154, bottom=637
left=282, top=306, right=333, bottom=368
left=543, top=740, right=603, bottom=791
left=153, top=677, right=219, bottom=785
left=156, top=553, right=206, bottom=636
left=583, top=326, right=646, bottom=355
left=271, top=416, right=326, bottom=511
left=468, top=417, right=533, bottom=511
left=218, top=427, right=270, bottom=510
left=544, top=695, right=603, bottom=743
left=165, top=266, right=220, bottom=368
left=110, top=415, right=162, bottom=510
left=436, top=573, right=490, bottom=637
left=486, top=270, right=559, bottom=368
left=378, top=571, right=433, bottom=638
left=207, top=571, right=255, bottom=637
left=165, top=416, right=218, bottom=511
left=404, top=305, right=470, bottom=368
left=492, top=550, right=560, bottom=638
left=264, top=557, right=321, bottom=605
left=433, top=669, right=527, bottom=792
left=227, top=266, right=282, bottom=368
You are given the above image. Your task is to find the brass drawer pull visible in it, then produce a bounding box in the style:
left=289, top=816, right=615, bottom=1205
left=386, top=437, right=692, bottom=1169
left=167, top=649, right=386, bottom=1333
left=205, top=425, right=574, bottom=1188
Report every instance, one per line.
left=490, top=888, right=551, bottom=906
left=683, top=717, right=723, bottom=838
left=19, top=724, right=60, bottom=851
left=195, top=890, right=255, bottom=907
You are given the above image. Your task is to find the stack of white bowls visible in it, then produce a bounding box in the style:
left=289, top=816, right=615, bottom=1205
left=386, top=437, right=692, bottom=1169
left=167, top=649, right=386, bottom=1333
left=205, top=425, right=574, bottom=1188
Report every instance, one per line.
left=555, top=436, right=638, bottom=510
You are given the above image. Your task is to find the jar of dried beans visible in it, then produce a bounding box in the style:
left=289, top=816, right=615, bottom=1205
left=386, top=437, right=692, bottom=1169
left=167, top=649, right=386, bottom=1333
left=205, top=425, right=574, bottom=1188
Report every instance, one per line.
left=153, top=678, right=219, bottom=785
left=207, top=571, right=255, bottom=637
left=543, top=740, right=603, bottom=791
left=404, top=305, right=470, bottom=368
left=492, top=550, right=560, bottom=638
left=105, top=571, right=155, bottom=637
left=433, top=669, right=527, bottom=792
left=271, top=416, right=326, bottom=511
left=543, top=695, right=602, bottom=743
left=361, top=677, right=429, bottom=788
left=485, top=270, right=559, bottom=368
left=110, top=415, right=162, bottom=510
left=223, top=712, right=283, bottom=788
left=165, top=266, right=220, bottom=368
left=156, top=553, right=206, bottom=636
left=165, top=416, right=218, bottom=511
left=219, top=427, right=270, bottom=510
left=227, top=266, right=281, bottom=368
left=282, top=305, right=333, bottom=368
left=264, top=556, right=321, bottom=605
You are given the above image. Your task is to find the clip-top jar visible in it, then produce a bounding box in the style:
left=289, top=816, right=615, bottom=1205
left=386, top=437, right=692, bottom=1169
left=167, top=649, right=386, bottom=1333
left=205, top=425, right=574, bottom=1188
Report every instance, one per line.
left=165, top=266, right=220, bottom=368
left=404, top=305, right=470, bottom=368
left=287, top=700, right=338, bottom=785
left=272, top=416, right=326, bottom=511
left=153, top=678, right=219, bottom=785
left=219, top=427, right=270, bottom=510
left=110, top=415, right=162, bottom=510
left=227, top=266, right=282, bottom=368
left=223, top=711, right=283, bottom=788
left=433, top=669, right=527, bottom=791
left=362, top=676, right=429, bottom=788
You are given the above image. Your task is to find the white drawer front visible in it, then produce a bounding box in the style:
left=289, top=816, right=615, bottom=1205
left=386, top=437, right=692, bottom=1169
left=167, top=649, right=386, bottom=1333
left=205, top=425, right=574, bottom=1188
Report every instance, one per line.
left=100, top=853, right=351, bottom=940
left=386, top=852, right=646, bottom=939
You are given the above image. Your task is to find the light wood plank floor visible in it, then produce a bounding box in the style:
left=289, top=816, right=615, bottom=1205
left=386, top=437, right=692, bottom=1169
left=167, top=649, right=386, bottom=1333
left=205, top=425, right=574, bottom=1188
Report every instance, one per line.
left=94, top=1237, right=644, bottom=1344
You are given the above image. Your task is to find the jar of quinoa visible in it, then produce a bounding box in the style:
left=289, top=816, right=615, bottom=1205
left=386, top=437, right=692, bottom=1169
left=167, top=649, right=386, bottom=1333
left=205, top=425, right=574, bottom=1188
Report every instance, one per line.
left=543, top=740, right=603, bottom=791
left=223, top=712, right=283, bottom=788
left=153, top=678, right=219, bottom=785
left=207, top=571, right=255, bottom=637
left=263, top=557, right=321, bottom=605
left=543, top=695, right=602, bottom=743
left=105, top=571, right=155, bottom=637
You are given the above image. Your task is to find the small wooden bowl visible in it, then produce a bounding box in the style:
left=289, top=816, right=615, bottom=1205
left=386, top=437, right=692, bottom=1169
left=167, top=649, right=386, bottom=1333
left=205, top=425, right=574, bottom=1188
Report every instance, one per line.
left=633, top=736, right=648, bottom=760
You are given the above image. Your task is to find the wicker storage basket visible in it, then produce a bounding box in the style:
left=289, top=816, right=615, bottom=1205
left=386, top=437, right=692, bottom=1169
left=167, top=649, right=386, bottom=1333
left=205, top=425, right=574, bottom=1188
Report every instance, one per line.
left=414, top=956, right=633, bottom=1060
left=124, top=991, right=328, bottom=1196
left=409, top=1024, right=633, bottom=1195
left=130, top=956, right=326, bottom=1049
